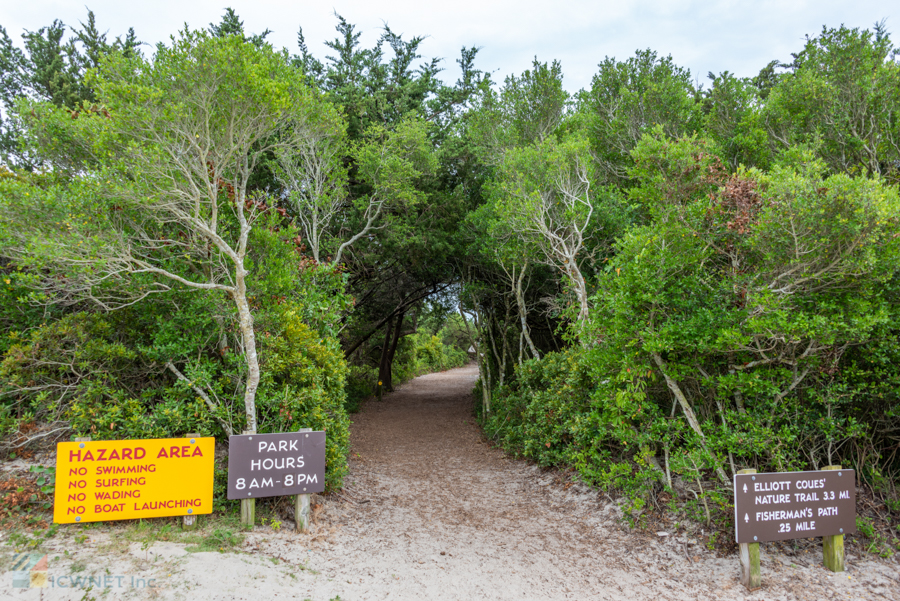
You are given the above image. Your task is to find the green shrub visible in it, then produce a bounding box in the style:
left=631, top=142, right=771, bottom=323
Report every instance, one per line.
left=256, top=305, right=350, bottom=491
left=0, top=301, right=352, bottom=491
left=480, top=139, right=900, bottom=527
left=397, top=331, right=468, bottom=378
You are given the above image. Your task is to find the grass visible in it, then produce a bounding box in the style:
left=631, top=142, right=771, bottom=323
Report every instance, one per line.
left=65, top=512, right=250, bottom=558
left=184, top=527, right=244, bottom=553
left=3, top=499, right=295, bottom=567
left=117, top=513, right=249, bottom=553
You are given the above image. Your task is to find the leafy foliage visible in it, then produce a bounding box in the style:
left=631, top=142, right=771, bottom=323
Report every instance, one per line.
left=0, top=10, right=138, bottom=166
left=2, top=9, right=900, bottom=536
left=581, top=49, right=702, bottom=184
left=483, top=133, right=900, bottom=524
left=763, top=25, right=900, bottom=180
left=256, top=306, right=350, bottom=490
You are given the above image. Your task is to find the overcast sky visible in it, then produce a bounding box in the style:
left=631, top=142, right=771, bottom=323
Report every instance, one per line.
left=2, top=1, right=894, bottom=92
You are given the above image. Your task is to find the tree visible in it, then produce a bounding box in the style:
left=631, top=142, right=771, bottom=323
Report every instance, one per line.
left=702, top=71, right=770, bottom=170
left=464, top=59, right=573, bottom=368
left=763, top=24, right=900, bottom=179
left=470, top=58, right=569, bottom=161
left=272, top=99, right=347, bottom=264
left=0, top=10, right=138, bottom=167
left=490, top=135, right=597, bottom=322
left=589, top=135, right=900, bottom=482
left=275, top=116, right=435, bottom=267
left=288, top=13, right=484, bottom=390
left=581, top=49, right=701, bottom=184
left=316, top=14, right=443, bottom=137
left=0, top=30, right=327, bottom=435
left=208, top=7, right=271, bottom=47
left=0, top=26, right=27, bottom=161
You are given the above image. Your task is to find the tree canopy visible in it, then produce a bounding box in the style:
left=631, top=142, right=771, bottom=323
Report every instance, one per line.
left=1, top=9, right=899, bottom=534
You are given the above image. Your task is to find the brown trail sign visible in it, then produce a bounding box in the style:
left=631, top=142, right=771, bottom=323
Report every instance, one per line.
left=734, top=469, right=856, bottom=544
left=734, top=466, right=856, bottom=590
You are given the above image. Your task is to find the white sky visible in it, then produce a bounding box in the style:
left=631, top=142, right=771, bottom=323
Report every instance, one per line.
left=2, top=1, right=894, bottom=92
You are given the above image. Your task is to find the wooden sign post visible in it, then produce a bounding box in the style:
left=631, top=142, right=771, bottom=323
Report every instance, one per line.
left=240, top=430, right=255, bottom=527
left=737, top=468, right=761, bottom=590
left=822, top=465, right=845, bottom=572
left=295, top=428, right=312, bottom=532
left=226, top=430, right=326, bottom=531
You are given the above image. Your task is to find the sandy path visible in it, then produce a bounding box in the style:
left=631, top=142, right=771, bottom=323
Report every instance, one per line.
left=3, top=364, right=898, bottom=600
left=257, top=365, right=899, bottom=600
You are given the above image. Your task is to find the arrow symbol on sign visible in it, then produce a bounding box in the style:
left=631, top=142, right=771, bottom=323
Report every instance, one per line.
left=743, top=483, right=747, bottom=493
left=744, top=513, right=749, bottom=523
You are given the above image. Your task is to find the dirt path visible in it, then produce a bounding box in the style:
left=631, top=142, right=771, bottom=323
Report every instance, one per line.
left=253, top=365, right=899, bottom=600
left=3, top=364, right=899, bottom=600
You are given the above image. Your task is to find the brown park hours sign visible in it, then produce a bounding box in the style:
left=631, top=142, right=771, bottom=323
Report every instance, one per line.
left=54, top=437, right=215, bottom=524
left=734, top=469, right=856, bottom=543
left=226, top=431, right=326, bottom=499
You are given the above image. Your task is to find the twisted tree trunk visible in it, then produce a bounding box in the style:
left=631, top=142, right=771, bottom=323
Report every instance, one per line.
left=651, top=352, right=729, bottom=485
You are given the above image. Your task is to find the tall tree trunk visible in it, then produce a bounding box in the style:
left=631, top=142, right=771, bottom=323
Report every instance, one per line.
left=233, top=268, right=259, bottom=434
left=500, top=312, right=513, bottom=378
left=567, top=264, right=590, bottom=323
left=459, top=306, right=491, bottom=414
left=486, top=313, right=505, bottom=388
left=518, top=329, right=524, bottom=366
left=383, top=310, right=405, bottom=391
left=651, top=352, right=729, bottom=485
left=515, top=265, right=540, bottom=360
left=378, top=316, right=394, bottom=391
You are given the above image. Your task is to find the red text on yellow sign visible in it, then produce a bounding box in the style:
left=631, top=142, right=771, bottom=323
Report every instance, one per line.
left=54, top=437, right=215, bottom=524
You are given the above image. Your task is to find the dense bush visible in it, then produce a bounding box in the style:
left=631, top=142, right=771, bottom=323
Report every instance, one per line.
left=0, top=310, right=216, bottom=441
left=0, top=264, right=354, bottom=493
left=482, top=136, right=900, bottom=522
left=395, top=330, right=469, bottom=380
left=256, top=305, right=350, bottom=490
left=482, top=349, right=667, bottom=516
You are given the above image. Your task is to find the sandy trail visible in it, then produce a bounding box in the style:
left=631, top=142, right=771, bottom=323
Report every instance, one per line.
left=3, top=364, right=898, bottom=600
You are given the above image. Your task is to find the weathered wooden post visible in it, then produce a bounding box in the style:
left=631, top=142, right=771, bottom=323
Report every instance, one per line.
left=182, top=433, right=201, bottom=530
left=737, top=468, right=761, bottom=590
left=822, top=465, right=844, bottom=572
left=240, top=430, right=255, bottom=527
left=295, top=428, right=312, bottom=532
left=377, top=380, right=383, bottom=402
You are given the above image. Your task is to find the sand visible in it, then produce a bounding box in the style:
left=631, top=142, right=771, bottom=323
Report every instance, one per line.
left=2, top=364, right=898, bottom=600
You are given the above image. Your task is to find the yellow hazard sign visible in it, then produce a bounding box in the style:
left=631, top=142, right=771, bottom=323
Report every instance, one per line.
left=54, top=437, right=215, bottom=524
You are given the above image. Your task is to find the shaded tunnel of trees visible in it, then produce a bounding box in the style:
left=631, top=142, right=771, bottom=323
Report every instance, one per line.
left=1, top=10, right=900, bottom=538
